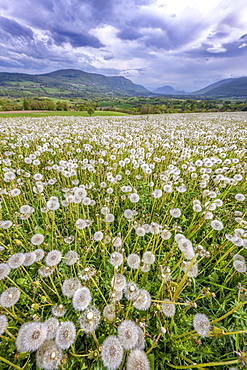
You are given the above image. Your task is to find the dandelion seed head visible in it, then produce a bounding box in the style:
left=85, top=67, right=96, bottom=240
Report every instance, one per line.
left=103, top=304, right=116, bottom=322
left=8, top=252, right=25, bottom=269
left=44, top=317, right=59, bottom=340
left=161, top=299, right=176, bottom=317
left=126, top=349, right=150, bottom=370
left=62, top=278, right=81, bottom=297
left=36, top=339, right=63, bottom=370
left=31, top=233, right=45, bottom=246
left=0, top=314, right=8, bottom=335
left=16, top=322, right=47, bottom=352
left=0, top=287, right=20, bottom=307
left=64, top=250, right=79, bottom=265
left=111, top=273, right=126, bottom=292
left=193, top=313, right=210, bottom=337
left=101, top=335, right=124, bottom=370
left=118, top=320, right=139, bottom=350
left=72, top=287, right=92, bottom=311
left=0, top=263, right=11, bottom=280
left=109, top=252, right=123, bottom=267
left=45, top=250, right=62, bottom=267
left=55, top=321, right=76, bottom=350
left=127, top=254, right=141, bottom=269
left=79, top=305, right=101, bottom=333
left=23, top=252, right=36, bottom=266
left=52, top=304, right=67, bottom=318
left=133, top=289, right=151, bottom=311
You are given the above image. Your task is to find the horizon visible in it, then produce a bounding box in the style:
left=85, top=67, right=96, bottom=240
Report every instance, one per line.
left=0, top=0, right=247, bottom=91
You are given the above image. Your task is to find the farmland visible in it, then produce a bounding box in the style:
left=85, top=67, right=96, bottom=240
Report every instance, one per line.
left=0, top=112, right=247, bottom=369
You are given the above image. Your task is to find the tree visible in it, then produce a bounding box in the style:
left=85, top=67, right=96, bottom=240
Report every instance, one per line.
left=87, top=106, right=95, bottom=116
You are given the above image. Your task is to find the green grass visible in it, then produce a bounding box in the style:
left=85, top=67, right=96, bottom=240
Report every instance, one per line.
left=0, top=110, right=129, bottom=118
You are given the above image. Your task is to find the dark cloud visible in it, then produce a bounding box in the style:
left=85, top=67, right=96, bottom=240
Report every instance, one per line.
left=0, top=15, right=33, bottom=39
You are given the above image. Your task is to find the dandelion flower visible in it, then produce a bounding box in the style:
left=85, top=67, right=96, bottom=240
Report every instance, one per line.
left=143, top=251, right=155, bottom=265
left=55, top=321, right=76, bottom=350
left=93, top=231, right=104, bottom=241
left=124, top=282, right=139, bottom=301
left=16, top=322, right=47, bottom=352
left=109, top=252, right=123, bottom=268
left=211, top=220, right=224, bottom=231
left=118, top=320, right=139, bottom=350
left=161, top=299, right=176, bottom=317
left=8, top=252, right=25, bottom=269
left=52, top=304, right=66, bottom=318
left=129, top=193, right=140, bottom=203
left=45, top=250, right=62, bottom=267
left=235, top=193, right=245, bottom=201
left=193, top=313, right=210, bottom=337
left=64, top=250, right=79, bottom=266
left=79, top=305, right=101, bottom=333
left=72, top=287, right=92, bottom=311
left=126, top=349, right=150, bottom=370
left=39, top=266, right=55, bottom=277
left=127, top=254, right=141, bottom=269
left=103, top=304, right=116, bottom=322
left=36, top=339, right=63, bottom=370
left=0, top=287, right=20, bottom=307
left=105, top=213, right=115, bottom=222
left=133, top=289, right=151, bottom=311
left=31, top=233, right=45, bottom=246
left=101, top=335, right=124, bottom=370
left=233, top=260, right=246, bottom=273
left=0, top=315, right=8, bottom=335
left=0, top=263, right=11, bottom=280
left=111, top=273, right=126, bottom=292
left=44, top=317, right=60, bottom=340
left=34, top=249, right=45, bottom=262
left=170, top=208, right=181, bottom=218
left=23, top=252, right=36, bottom=266
left=62, top=278, right=81, bottom=298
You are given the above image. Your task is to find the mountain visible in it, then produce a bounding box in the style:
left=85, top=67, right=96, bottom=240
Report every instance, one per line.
left=153, top=85, right=188, bottom=95
left=191, top=77, right=247, bottom=98
left=0, top=69, right=150, bottom=98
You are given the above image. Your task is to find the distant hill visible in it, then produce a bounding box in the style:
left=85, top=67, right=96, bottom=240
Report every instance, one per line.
left=153, top=85, right=188, bottom=95
left=191, top=77, right=247, bottom=98
left=0, top=69, right=150, bottom=98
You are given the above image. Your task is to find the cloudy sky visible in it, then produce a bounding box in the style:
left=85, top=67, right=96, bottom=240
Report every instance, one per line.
left=0, top=0, right=247, bottom=92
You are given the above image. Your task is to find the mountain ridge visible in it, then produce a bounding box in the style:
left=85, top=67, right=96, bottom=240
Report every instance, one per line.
left=0, top=69, right=150, bottom=98
left=191, top=76, right=247, bottom=97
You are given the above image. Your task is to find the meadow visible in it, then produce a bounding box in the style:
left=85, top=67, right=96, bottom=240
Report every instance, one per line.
left=0, top=112, right=246, bottom=370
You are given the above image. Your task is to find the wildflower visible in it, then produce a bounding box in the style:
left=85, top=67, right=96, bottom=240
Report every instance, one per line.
left=93, top=231, right=104, bottom=241
left=109, top=252, right=123, bottom=268
left=55, top=321, right=76, bottom=350
left=233, top=260, right=247, bottom=273
left=36, top=339, right=63, bottom=370
left=118, top=320, right=139, bottom=350
left=133, top=289, right=151, bottom=311
left=62, top=278, right=81, bottom=297
left=211, top=220, right=224, bottom=230
left=105, top=213, right=115, bottom=222
left=151, top=189, right=162, bottom=198
left=143, top=251, right=155, bottom=265
left=34, top=249, right=45, bottom=262
left=16, top=322, right=47, bottom=352
left=0, top=287, right=20, bottom=307
left=124, top=209, right=133, bottom=219
left=52, top=304, right=67, bottom=318
left=111, top=273, right=126, bottom=291
left=0, top=315, right=8, bottom=335
left=78, top=266, right=96, bottom=281
left=39, top=266, right=55, bottom=277
left=129, top=193, right=140, bottom=203
left=8, top=252, right=25, bottom=269
left=45, top=250, right=62, bottom=267
left=127, top=254, right=141, bottom=269
left=124, top=282, right=139, bottom=301
left=182, top=261, right=199, bottom=277
left=75, top=219, right=87, bottom=229
left=160, top=230, right=171, bottom=240
left=44, top=317, right=60, bottom=340
left=46, top=200, right=60, bottom=211
left=193, top=313, right=211, bottom=337
left=170, top=208, right=182, bottom=218
left=109, top=289, right=123, bottom=302
left=161, top=299, right=176, bottom=317
left=23, top=252, right=36, bottom=266
left=101, top=335, right=124, bottom=370
left=112, top=236, right=122, bottom=248
left=103, top=304, right=116, bottom=322
left=72, top=287, right=92, bottom=311
left=20, top=205, right=34, bottom=214
left=64, top=250, right=79, bottom=265
left=31, top=233, right=45, bottom=246
left=0, top=263, right=11, bottom=280
left=235, top=193, right=246, bottom=201
left=79, top=305, right=101, bottom=333
left=135, top=227, right=146, bottom=236
left=126, top=349, right=150, bottom=370
left=101, top=206, right=110, bottom=215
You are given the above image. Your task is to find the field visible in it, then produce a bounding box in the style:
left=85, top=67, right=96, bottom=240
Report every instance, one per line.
left=0, top=112, right=247, bottom=370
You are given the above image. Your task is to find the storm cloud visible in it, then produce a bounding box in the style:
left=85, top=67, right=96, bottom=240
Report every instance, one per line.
left=0, top=0, right=247, bottom=91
